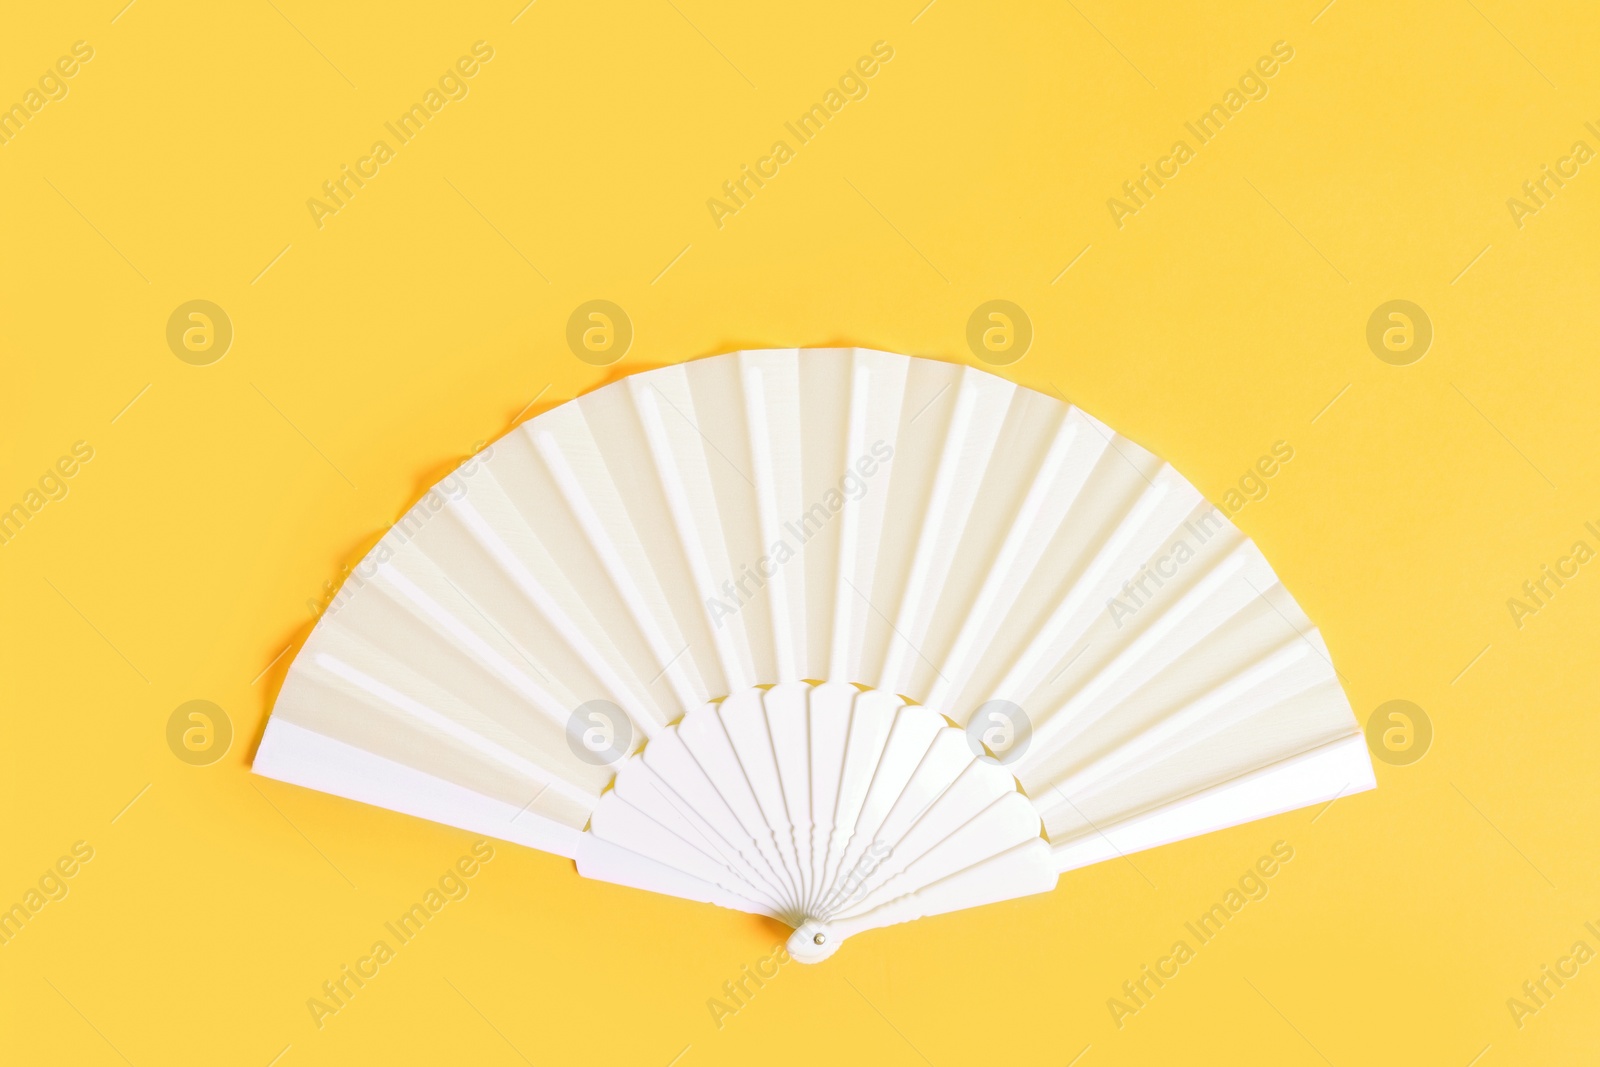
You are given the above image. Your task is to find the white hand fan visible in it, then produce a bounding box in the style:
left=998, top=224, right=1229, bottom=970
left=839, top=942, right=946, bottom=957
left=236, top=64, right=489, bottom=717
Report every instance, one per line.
left=254, top=348, right=1373, bottom=962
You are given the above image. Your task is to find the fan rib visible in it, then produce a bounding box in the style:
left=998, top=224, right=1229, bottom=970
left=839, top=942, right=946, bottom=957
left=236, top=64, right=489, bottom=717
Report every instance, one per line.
left=380, top=568, right=571, bottom=728
left=924, top=407, right=1087, bottom=712
left=592, top=796, right=775, bottom=907
left=816, top=689, right=895, bottom=913
left=534, top=429, right=701, bottom=714
left=698, top=697, right=806, bottom=910
left=640, top=731, right=795, bottom=906
left=1021, top=539, right=1257, bottom=770
left=1042, top=638, right=1318, bottom=803
left=814, top=745, right=986, bottom=919
left=630, top=379, right=752, bottom=693
left=829, top=707, right=943, bottom=903
left=804, top=684, right=851, bottom=918
left=314, top=652, right=599, bottom=807
left=613, top=764, right=779, bottom=905
left=828, top=359, right=872, bottom=680
left=720, top=690, right=808, bottom=909
left=816, top=693, right=897, bottom=913
left=1048, top=732, right=1371, bottom=873
left=833, top=791, right=1039, bottom=920
left=740, top=365, right=799, bottom=682
left=257, top=719, right=583, bottom=857
left=993, top=467, right=1175, bottom=701
left=880, top=367, right=984, bottom=696
left=450, top=498, right=661, bottom=740
left=761, top=685, right=815, bottom=913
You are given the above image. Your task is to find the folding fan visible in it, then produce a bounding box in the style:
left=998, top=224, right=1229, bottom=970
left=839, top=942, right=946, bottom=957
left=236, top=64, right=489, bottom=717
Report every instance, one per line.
left=254, top=348, right=1373, bottom=962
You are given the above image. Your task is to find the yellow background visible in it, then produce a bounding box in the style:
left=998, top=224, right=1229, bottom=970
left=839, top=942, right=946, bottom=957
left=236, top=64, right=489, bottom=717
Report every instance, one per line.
left=2, top=1, right=1598, bottom=1064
